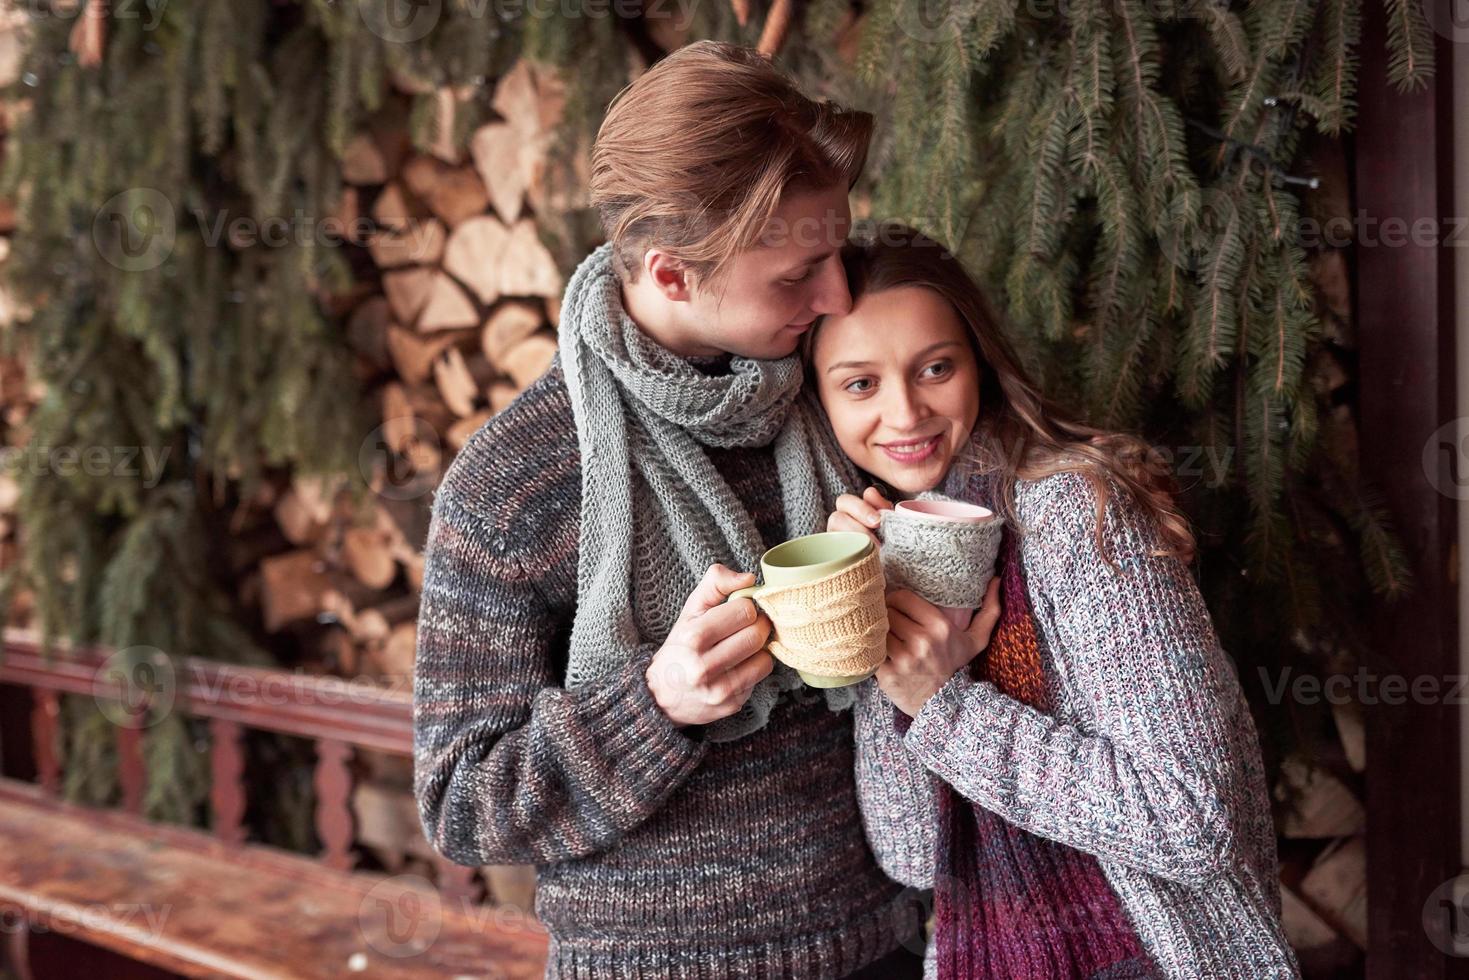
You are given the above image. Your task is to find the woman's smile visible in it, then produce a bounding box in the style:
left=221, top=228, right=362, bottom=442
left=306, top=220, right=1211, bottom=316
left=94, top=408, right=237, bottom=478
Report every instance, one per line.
left=878, top=433, right=943, bottom=464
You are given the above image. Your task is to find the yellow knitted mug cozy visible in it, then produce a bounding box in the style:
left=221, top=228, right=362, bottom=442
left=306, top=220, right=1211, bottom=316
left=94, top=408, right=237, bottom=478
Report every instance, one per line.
left=733, top=543, right=889, bottom=688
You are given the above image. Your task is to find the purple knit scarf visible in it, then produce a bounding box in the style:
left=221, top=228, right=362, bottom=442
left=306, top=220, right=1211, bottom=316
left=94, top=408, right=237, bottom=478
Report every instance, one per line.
left=903, top=524, right=1159, bottom=979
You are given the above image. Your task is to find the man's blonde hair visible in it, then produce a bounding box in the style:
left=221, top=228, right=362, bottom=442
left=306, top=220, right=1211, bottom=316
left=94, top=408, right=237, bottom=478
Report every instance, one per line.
left=590, top=41, right=873, bottom=287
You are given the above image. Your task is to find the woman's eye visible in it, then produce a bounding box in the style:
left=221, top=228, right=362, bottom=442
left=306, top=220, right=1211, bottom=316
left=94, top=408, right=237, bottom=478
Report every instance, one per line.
left=922, top=360, right=953, bottom=379
left=780, top=268, right=814, bottom=286
left=843, top=378, right=873, bottom=394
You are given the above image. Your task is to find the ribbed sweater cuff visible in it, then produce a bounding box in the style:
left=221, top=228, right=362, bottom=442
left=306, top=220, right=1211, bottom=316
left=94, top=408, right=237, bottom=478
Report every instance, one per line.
left=567, top=644, right=709, bottom=793
left=904, top=669, right=984, bottom=756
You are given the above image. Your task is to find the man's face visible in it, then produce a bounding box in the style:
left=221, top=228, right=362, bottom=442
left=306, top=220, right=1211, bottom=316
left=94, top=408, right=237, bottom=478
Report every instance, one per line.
left=684, top=183, right=855, bottom=360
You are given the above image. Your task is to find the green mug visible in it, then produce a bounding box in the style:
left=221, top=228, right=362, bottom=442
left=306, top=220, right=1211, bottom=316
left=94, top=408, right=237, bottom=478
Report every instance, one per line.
left=728, top=530, right=879, bottom=688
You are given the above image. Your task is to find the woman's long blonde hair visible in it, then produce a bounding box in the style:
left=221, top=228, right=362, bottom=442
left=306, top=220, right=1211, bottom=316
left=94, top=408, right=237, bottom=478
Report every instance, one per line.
left=807, top=223, right=1197, bottom=568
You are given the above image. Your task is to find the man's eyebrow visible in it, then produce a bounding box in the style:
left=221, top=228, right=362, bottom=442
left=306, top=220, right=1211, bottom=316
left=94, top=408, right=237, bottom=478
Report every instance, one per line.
left=824, top=340, right=963, bottom=374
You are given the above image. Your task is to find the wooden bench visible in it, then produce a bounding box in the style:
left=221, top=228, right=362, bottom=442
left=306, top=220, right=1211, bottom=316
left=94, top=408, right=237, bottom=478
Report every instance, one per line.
left=0, top=629, right=549, bottom=979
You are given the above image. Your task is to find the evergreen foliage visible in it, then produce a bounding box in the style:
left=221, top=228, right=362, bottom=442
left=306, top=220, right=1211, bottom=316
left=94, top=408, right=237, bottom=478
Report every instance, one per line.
left=0, top=0, right=1424, bottom=827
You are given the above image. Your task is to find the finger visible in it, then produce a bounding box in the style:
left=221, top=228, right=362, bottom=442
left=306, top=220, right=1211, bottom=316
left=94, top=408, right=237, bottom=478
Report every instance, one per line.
left=977, top=577, right=1002, bottom=617
left=965, top=581, right=1003, bottom=649
left=719, top=648, right=775, bottom=699
left=862, top=486, right=895, bottom=511
left=886, top=588, right=946, bottom=630
left=682, top=594, right=761, bottom=652
left=835, top=492, right=883, bottom=529
left=681, top=563, right=757, bottom=619
left=971, top=579, right=1002, bottom=627
left=884, top=603, right=924, bottom=642
left=700, top=615, right=773, bottom=673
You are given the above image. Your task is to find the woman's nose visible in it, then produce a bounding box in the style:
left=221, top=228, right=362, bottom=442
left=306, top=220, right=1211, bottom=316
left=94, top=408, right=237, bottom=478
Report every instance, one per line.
left=883, top=385, right=926, bottom=429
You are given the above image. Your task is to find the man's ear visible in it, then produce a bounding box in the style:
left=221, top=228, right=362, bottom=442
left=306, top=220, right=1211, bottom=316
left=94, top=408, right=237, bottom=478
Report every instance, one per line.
left=643, top=250, right=694, bottom=302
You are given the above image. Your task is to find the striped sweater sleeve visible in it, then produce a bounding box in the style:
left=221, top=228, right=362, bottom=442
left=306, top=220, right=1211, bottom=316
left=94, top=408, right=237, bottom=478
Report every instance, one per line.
left=413, top=483, right=708, bottom=867
left=901, top=473, right=1241, bottom=887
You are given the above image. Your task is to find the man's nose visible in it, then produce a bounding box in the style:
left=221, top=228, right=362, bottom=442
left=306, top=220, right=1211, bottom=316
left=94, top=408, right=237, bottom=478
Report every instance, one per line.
left=808, top=257, right=851, bottom=317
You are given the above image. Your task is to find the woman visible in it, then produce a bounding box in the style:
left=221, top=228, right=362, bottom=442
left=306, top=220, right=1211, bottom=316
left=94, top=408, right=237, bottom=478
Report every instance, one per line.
left=804, top=223, right=1300, bottom=979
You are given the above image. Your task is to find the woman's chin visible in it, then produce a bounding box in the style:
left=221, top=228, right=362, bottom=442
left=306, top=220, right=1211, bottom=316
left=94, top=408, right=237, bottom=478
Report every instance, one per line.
left=866, top=460, right=947, bottom=497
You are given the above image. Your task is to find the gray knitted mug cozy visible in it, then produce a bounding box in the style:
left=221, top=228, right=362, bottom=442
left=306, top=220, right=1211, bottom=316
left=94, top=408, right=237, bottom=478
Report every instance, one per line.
left=877, top=492, right=1004, bottom=609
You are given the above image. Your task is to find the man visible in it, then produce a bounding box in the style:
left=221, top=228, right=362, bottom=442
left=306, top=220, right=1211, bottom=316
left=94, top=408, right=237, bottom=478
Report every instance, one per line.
left=414, top=41, right=925, bottom=977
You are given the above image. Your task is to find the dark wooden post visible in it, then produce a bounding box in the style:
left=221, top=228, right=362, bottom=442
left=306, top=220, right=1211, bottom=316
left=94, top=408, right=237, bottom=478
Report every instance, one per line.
left=1355, top=15, right=1464, bottom=978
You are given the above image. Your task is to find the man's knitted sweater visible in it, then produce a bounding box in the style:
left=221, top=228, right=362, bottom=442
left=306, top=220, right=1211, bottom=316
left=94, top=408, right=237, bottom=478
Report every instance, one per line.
left=413, top=355, right=920, bottom=978
left=853, top=471, right=1301, bottom=979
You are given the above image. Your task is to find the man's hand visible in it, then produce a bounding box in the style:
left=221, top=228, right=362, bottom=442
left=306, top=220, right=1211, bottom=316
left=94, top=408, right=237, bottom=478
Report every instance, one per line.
left=646, top=563, right=776, bottom=726
left=878, top=577, right=1002, bottom=717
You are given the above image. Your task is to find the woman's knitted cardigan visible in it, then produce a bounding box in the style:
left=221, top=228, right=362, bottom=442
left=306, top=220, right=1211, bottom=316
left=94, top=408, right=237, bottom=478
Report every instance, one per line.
left=853, top=469, right=1301, bottom=979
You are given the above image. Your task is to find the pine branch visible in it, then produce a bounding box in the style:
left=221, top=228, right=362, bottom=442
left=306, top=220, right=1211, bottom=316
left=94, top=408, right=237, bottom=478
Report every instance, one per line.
left=1381, top=0, right=1434, bottom=91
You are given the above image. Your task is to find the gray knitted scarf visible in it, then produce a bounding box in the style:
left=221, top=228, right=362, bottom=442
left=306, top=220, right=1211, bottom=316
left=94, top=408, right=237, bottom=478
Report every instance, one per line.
left=558, top=243, right=860, bottom=742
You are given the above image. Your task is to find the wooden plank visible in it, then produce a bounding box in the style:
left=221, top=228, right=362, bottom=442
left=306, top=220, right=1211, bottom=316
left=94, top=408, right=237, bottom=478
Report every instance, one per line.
left=0, top=779, right=547, bottom=980
left=1354, top=13, right=1464, bottom=979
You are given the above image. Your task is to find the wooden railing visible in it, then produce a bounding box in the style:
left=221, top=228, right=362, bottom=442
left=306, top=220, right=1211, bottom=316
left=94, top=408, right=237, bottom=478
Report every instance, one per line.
left=0, top=627, right=480, bottom=903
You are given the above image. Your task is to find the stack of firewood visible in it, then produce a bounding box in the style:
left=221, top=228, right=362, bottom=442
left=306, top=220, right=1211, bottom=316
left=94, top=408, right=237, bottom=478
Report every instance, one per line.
left=240, top=59, right=577, bottom=691
left=302, top=59, right=579, bottom=908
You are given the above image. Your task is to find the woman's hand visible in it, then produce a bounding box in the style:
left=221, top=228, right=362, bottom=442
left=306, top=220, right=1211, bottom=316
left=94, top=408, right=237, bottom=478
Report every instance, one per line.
left=826, top=486, right=894, bottom=547
left=878, top=577, right=1002, bottom=717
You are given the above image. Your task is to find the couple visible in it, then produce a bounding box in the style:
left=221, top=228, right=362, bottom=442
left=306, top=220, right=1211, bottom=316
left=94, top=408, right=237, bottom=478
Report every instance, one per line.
left=413, top=40, right=1299, bottom=980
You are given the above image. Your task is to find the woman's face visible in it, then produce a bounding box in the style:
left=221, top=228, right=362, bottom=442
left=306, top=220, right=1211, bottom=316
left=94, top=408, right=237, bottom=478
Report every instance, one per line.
left=811, top=285, right=981, bottom=496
